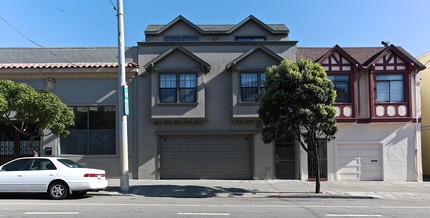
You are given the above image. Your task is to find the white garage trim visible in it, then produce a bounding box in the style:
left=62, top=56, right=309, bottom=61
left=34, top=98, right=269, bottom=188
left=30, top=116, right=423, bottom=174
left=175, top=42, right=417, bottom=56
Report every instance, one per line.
left=334, top=141, right=384, bottom=181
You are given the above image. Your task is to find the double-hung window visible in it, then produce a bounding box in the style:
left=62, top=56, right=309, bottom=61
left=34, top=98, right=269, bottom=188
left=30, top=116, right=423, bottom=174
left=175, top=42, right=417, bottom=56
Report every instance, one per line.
left=240, top=71, right=265, bottom=102
left=159, top=73, right=197, bottom=103
left=376, top=74, right=404, bottom=102
left=327, top=75, right=350, bottom=103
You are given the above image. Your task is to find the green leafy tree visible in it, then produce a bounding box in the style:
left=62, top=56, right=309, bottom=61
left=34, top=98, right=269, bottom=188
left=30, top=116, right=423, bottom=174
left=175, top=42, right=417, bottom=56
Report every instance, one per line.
left=0, top=80, right=74, bottom=156
left=258, top=59, right=338, bottom=193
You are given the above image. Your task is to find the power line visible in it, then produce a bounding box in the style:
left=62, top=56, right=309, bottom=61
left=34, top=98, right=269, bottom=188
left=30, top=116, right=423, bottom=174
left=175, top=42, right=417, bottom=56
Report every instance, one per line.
left=0, top=15, right=78, bottom=67
left=0, top=16, right=45, bottom=48
left=32, top=0, right=143, bottom=44
left=108, top=0, right=118, bottom=11
left=33, top=0, right=116, bottom=32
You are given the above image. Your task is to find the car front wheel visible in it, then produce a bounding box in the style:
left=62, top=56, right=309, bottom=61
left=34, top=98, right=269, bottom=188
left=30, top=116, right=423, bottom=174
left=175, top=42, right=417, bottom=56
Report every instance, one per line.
left=48, top=181, right=69, bottom=200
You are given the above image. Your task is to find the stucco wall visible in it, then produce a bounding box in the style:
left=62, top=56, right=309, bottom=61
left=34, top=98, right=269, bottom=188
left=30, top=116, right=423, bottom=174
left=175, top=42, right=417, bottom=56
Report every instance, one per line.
left=329, top=123, right=419, bottom=182
left=136, top=42, right=296, bottom=179
left=419, top=52, right=430, bottom=176
left=15, top=79, right=137, bottom=178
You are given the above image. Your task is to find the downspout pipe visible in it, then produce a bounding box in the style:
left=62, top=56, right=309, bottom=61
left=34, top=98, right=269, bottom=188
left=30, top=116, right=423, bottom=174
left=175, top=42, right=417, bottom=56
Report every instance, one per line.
left=414, top=68, right=423, bottom=182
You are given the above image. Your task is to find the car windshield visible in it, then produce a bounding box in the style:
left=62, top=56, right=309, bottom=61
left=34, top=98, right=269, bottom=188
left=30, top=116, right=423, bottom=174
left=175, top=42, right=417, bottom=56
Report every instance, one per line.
left=57, top=159, right=85, bottom=168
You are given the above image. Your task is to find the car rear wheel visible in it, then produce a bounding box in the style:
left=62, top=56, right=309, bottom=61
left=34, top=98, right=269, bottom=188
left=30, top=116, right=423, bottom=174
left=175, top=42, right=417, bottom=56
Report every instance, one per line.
left=48, top=181, right=68, bottom=200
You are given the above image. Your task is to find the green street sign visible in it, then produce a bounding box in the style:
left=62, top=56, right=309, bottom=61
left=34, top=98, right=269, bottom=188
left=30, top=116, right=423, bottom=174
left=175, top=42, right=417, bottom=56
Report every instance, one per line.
left=124, top=85, right=129, bottom=116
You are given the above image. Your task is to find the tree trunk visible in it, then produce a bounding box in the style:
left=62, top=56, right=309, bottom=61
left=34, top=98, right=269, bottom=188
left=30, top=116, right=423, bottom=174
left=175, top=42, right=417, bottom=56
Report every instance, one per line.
left=313, top=143, right=321, bottom=194
left=315, top=157, right=320, bottom=193
left=29, top=135, right=38, bottom=157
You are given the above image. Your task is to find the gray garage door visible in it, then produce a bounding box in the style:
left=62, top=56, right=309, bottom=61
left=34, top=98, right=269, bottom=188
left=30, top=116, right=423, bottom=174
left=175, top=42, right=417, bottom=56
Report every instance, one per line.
left=160, top=135, right=252, bottom=179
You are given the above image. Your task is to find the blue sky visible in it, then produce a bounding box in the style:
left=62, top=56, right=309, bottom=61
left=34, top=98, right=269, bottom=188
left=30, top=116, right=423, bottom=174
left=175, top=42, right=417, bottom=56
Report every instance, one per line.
left=0, top=0, right=429, bottom=57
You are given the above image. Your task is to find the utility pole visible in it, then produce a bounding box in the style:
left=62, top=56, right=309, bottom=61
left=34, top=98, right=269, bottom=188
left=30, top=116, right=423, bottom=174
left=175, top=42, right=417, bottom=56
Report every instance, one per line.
left=117, top=0, right=129, bottom=192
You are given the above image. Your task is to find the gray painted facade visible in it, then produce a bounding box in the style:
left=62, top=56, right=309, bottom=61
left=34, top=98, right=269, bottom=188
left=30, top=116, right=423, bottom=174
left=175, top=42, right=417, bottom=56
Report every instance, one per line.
left=0, top=16, right=425, bottom=181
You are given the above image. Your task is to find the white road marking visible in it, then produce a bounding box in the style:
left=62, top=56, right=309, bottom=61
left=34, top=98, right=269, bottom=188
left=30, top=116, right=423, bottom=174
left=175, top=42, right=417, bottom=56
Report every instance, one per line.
left=25, top=212, right=79, bottom=215
left=178, top=212, right=230, bottom=216
left=1, top=202, right=429, bottom=209
left=326, top=215, right=382, bottom=217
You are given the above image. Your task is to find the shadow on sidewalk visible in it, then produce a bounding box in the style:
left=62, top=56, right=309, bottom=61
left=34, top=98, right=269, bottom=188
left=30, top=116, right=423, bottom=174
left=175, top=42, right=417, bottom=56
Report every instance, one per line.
left=104, top=185, right=254, bottom=198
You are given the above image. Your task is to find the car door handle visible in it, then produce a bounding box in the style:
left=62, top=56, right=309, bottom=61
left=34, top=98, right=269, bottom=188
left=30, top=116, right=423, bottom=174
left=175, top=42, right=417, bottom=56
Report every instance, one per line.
left=17, top=175, right=23, bottom=177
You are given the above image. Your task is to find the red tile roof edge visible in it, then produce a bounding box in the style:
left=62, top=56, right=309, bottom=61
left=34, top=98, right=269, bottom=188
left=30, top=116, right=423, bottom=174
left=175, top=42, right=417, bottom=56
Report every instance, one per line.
left=0, top=62, right=138, bottom=69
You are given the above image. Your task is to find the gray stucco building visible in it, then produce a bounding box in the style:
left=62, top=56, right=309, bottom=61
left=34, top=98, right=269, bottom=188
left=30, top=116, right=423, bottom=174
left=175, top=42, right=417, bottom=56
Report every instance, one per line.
left=0, top=16, right=425, bottom=181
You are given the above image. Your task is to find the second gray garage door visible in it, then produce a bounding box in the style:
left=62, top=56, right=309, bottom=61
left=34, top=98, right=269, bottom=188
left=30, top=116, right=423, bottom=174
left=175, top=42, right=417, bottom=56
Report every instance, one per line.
left=160, top=135, right=252, bottom=179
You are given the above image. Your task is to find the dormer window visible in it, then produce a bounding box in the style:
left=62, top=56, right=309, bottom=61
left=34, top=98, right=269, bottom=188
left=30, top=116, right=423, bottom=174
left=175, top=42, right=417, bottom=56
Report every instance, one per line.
left=240, top=71, right=266, bottom=102
left=159, top=73, right=197, bottom=103
left=236, top=37, right=266, bottom=41
left=164, top=36, right=198, bottom=42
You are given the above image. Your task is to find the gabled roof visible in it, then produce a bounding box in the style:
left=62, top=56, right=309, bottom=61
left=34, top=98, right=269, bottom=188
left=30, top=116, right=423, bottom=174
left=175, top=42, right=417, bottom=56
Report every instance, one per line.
left=226, top=45, right=284, bottom=71
left=145, top=15, right=289, bottom=35
left=364, top=44, right=426, bottom=70
left=145, top=15, right=204, bottom=35
left=143, top=45, right=211, bottom=73
left=298, top=45, right=425, bottom=71
left=226, top=15, right=289, bottom=34
left=313, top=45, right=364, bottom=70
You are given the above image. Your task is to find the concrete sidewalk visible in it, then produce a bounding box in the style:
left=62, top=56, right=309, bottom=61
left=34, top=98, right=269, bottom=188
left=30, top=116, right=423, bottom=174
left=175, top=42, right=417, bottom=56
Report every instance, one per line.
left=92, top=179, right=430, bottom=200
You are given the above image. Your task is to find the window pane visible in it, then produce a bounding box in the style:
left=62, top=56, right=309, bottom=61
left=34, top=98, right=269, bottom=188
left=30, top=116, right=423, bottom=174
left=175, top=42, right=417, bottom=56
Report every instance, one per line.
left=241, top=73, right=258, bottom=87
left=328, top=75, right=350, bottom=103
left=89, top=130, right=115, bottom=155
left=160, top=89, right=177, bottom=103
left=164, top=36, right=181, bottom=42
left=260, top=73, right=266, bottom=88
left=182, top=36, right=198, bottom=41
left=180, top=88, right=197, bottom=102
left=334, top=81, right=350, bottom=102
left=236, top=37, right=266, bottom=41
left=376, top=81, right=390, bottom=102
left=241, top=87, right=258, bottom=102
left=160, top=74, right=177, bottom=103
left=179, top=74, right=197, bottom=102
left=390, top=81, right=404, bottom=102
left=60, top=131, right=88, bottom=154
left=89, top=106, right=116, bottom=129
left=70, top=107, right=88, bottom=130
left=2, top=159, right=32, bottom=171
left=376, top=74, right=403, bottom=81
left=160, top=74, right=176, bottom=88
left=58, top=159, right=84, bottom=168
left=180, top=74, right=196, bottom=88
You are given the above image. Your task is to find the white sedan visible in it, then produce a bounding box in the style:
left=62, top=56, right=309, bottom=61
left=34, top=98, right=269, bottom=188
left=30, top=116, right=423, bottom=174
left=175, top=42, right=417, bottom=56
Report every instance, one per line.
left=0, top=157, right=108, bottom=199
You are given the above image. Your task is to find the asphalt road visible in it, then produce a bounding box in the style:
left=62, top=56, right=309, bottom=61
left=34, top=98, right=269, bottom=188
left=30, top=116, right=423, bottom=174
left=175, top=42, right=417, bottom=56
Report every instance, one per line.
left=0, top=194, right=430, bottom=217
